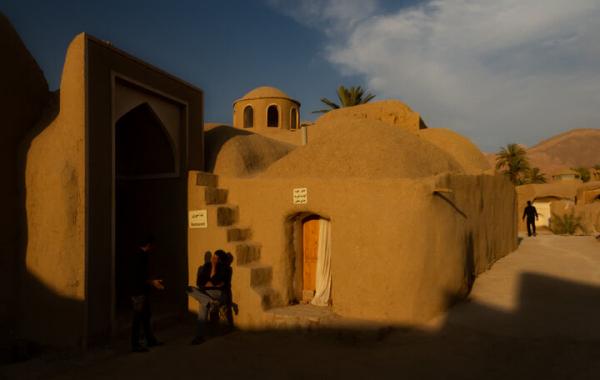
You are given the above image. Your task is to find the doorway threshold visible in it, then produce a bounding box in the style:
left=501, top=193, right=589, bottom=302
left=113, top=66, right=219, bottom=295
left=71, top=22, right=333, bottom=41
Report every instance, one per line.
left=265, top=304, right=339, bottom=328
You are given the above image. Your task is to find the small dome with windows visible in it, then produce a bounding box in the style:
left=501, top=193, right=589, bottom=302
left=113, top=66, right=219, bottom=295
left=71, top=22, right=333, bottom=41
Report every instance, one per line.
left=237, top=86, right=295, bottom=102
left=232, top=86, right=302, bottom=145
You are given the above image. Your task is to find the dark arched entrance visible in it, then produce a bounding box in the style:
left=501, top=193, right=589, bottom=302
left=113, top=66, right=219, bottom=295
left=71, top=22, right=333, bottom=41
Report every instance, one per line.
left=114, top=102, right=185, bottom=331
left=115, top=102, right=175, bottom=176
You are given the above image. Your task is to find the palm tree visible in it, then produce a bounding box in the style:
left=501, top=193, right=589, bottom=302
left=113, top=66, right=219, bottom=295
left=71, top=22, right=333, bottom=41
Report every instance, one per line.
left=313, top=85, right=376, bottom=113
left=524, top=167, right=547, bottom=184
left=495, top=143, right=530, bottom=185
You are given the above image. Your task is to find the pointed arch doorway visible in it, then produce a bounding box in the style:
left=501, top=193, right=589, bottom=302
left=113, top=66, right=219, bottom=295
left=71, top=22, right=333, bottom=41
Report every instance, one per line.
left=113, top=99, right=185, bottom=333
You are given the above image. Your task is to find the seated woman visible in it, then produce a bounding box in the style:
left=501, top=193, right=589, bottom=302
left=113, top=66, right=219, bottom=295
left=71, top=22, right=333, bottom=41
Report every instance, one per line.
left=187, top=250, right=232, bottom=344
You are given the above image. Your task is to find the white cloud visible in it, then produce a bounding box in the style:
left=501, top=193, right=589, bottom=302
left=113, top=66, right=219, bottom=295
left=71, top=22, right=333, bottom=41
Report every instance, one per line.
left=266, top=0, right=379, bottom=35
left=271, top=0, right=600, bottom=151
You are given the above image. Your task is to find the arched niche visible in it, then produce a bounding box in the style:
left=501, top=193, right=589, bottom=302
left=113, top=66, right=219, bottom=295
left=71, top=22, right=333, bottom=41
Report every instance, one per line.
left=290, top=107, right=298, bottom=130
left=267, top=104, right=279, bottom=128
left=115, top=102, right=176, bottom=178
left=243, top=105, right=254, bottom=128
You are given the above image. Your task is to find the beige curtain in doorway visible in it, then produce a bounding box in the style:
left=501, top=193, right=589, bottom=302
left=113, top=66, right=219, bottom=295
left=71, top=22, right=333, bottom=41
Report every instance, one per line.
left=311, top=219, right=331, bottom=306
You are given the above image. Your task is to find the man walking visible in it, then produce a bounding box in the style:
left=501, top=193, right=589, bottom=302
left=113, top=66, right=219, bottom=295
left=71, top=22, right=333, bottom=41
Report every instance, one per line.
left=522, top=201, right=539, bottom=237
left=131, top=235, right=165, bottom=352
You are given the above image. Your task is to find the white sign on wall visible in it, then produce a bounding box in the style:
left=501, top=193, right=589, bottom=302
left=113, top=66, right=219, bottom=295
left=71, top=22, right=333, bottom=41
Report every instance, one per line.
left=293, top=188, right=308, bottom=204
left=189, top=209, right=208, bottom=229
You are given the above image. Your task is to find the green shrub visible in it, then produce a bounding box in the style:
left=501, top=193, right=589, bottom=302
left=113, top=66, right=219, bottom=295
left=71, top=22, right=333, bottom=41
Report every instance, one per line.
left=549, top=212, right=584, bottom=235
left=571, top=167, right=591, bottom=182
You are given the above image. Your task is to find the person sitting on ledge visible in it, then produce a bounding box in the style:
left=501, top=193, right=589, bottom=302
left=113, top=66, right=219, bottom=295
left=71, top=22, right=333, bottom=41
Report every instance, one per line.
left=187, top=249, right=233, bottom=344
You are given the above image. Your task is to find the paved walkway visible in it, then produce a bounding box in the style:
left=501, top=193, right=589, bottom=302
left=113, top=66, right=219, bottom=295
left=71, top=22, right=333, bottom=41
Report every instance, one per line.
left=433, top=234, right=600, bottom=340
left=3, top=235, right=600, bottom=379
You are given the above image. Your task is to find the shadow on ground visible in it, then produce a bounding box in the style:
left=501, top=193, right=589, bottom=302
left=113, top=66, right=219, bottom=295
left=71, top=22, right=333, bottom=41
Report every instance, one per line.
left=2, top=272, right=600, bottom=379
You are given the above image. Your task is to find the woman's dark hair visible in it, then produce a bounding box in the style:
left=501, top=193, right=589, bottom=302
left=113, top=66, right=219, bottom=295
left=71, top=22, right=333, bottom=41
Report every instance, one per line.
left=215, top=250, right=227, bottom=263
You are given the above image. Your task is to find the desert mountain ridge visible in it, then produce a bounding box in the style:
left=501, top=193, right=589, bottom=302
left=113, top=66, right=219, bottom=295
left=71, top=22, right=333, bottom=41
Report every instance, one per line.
left=486, top=128, right=600, bottom=174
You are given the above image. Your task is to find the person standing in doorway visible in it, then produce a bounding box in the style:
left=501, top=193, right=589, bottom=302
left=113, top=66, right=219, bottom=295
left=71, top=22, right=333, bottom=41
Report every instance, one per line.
left=131, top=235, right=165, bottom=353
left=522, top=201, right=539, bottom=237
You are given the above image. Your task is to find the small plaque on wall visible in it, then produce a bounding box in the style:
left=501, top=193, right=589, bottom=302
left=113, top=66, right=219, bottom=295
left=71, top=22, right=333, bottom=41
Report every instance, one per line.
left=189, top=209, right=208, bottom=229
left=293, top=188, right=308, bottom=204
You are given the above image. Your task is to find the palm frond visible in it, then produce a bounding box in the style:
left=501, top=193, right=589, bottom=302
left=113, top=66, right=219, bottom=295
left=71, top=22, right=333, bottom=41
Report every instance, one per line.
left=495, top=143, right=530, bottom=185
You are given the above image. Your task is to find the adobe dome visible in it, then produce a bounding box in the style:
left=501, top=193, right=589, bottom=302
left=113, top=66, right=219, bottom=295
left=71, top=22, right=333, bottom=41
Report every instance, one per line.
left=417, top=128, right=491, bottom=174
left=235, top=86, right=298, bottom=104
left=261, top=119, right=463, bottom=179
left=204, top=124, right=295, bottom=177
left=316, top=100, right=423, bottom=129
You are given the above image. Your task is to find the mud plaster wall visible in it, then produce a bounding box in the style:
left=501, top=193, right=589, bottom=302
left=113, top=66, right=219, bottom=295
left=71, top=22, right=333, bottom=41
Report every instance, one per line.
left=19, top=35, right=87, bottom=347
left=0, top=12, right=50, bottom=348
left=578, top=187, right=600, bottom=205
left=14, top=31, right=204, bottom=348
left=577, top=202, right=600, bottom=233
left=194, top=173, right=516, bottom=326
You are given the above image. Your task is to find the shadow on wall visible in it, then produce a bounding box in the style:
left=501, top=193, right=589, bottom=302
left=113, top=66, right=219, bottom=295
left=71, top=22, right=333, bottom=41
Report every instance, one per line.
left=203, top=125, right=252, bottom=172
left=1, top=92, right=81, bottom=364
left=0, top=11, right=50, bottom=364
left=4, top=272, right=600, bottom=378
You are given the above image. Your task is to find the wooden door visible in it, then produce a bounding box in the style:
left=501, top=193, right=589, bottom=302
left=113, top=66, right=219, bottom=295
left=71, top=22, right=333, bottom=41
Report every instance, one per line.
left=303, top=219, right=320, bottom=296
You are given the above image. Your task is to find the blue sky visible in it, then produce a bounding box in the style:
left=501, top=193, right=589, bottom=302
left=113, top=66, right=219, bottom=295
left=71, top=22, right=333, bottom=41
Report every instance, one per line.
left=2, top=0, right=363, bottom=124
left=3, top=0, right=600, bottom=151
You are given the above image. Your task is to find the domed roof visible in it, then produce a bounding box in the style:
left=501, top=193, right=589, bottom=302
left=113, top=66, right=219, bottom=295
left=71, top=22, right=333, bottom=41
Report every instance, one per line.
left=417, top=128, right=491, bottom=174
left=204, top=124, right=295, bottom=177
left=235, top=86, right=299, bottom=104
left=315, top=100, right=424, bottom=132
left=260, top=119, right=463, bottom=179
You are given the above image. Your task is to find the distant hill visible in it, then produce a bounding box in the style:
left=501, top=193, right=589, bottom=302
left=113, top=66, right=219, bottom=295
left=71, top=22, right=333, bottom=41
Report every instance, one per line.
left=486, top=128, right=600, bottom=174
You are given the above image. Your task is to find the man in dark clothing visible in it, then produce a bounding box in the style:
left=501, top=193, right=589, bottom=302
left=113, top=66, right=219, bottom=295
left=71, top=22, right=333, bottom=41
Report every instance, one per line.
left=131, top=236, right=165, bottom=352
left=522, top=201, right=539, bottom=237
left=187, top=250, right=232, bottom=344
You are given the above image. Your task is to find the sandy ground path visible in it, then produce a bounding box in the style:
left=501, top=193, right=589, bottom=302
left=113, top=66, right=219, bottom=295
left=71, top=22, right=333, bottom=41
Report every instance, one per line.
left=3, top=235, right=600, bottom=379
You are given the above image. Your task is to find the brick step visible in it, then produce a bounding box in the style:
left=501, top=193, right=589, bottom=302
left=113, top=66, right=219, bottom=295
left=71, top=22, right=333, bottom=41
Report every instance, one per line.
left=197, top=186, right=228, bottom=205
left=202, top=204, right=239, bottom=227
left=234, top=242, right=261, bottom=265
left=196, top=172, right=218, bottom=188
left=227, top=226, right=252, bottom=242
left=238, top=263, right=272, bottom=287
left=214, top=204, right=238, bottom=226
left=253, top=286, right=282, bottom=310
